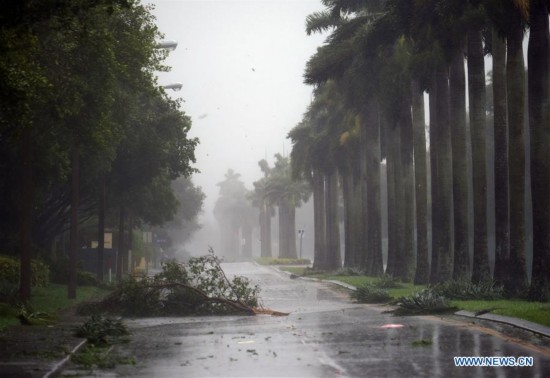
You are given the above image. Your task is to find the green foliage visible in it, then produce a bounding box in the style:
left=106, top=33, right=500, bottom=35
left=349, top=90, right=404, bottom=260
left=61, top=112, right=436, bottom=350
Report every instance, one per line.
left=391, top=289, right=457, bottom=315
left=98, top=249, right=260, bottom=316
left=71, top=344, right=136, bottom=369
left=430, top=279, right=504, bottom=300
left=334, top=267, right=363, bottom=276
left=17, top=304, right=54, bottom=326
left=74, top=315, right=129, bottom=345
left=372, top=274, right=402, bottom=289
left=255, top=257, right=311, bottom=266
left=0, top=255, right=49, bottom=288
left=350, top=285, right=392, bottom=303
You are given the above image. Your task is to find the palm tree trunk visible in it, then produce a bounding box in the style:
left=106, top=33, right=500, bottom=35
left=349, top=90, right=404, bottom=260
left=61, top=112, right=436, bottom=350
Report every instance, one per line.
left=398, top=94, right=415, bottom=281
left=430, top=67, right=453, bottom=284
left=528, top=0, right=550, bottom=301
left=278, top=203, right=289, bottom=258
left=450, top=47, right=470, bottom=280
left=492, top=29, right=509, bottom=285
left=364, top=101, right=383, bottom=276
left=287, top=205, right=297, bottom=259
left=313, top=169, right=326, bottom=270
left=325, top=170, right=341, bottom=269
left=342, top=171, right=355, bottom=267
left=412, top=80, right=429, bottom=285
left=385, top=114, right=399, bottom=277
left=506, top=13, right=528, bottom=293
left=468, top=26, right=490, bottom=283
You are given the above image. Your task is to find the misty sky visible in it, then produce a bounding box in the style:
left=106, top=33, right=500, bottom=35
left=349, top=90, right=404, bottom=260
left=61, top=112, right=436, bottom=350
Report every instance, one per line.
left=147, top=0, right=327, bottom=217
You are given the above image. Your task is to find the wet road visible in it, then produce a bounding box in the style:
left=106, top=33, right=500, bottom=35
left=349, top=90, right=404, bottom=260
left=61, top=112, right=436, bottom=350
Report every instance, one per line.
left=64, top=262, right=550, bottom=377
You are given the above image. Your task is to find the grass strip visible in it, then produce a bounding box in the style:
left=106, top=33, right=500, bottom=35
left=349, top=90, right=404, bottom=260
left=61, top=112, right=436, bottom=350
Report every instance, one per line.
left=278, top=266, right=550, bottom=328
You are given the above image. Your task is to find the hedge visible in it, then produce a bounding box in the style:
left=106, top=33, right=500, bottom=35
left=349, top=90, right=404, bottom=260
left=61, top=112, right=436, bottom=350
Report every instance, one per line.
left=0, top=255, right=50, bottom=287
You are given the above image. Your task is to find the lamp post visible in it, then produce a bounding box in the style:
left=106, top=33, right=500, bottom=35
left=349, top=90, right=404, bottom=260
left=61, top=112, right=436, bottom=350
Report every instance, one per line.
left=298, top=229, right=305, bottom=259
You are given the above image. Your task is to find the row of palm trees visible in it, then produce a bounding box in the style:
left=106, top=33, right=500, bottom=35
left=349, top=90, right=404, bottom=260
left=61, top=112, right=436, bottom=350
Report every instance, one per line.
left=288, top=0, right=549, bottom=300
left=250, top=155, right=311, bottom=259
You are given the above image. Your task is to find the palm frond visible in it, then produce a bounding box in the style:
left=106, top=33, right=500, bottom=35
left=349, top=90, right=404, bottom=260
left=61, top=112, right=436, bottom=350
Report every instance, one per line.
left=305, top=10, right=341, bottom=35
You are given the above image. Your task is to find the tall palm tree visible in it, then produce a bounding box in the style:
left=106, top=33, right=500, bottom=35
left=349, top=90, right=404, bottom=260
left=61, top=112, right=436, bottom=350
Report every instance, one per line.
left=490, top=27, right=509, bottom=285
left=265, top=154, right=311, bottom=259
left=505, top=4, right=528, bottom=292
left=467, top=7, right=490, bottom=283
left=527, top=0, right=550, bottom=301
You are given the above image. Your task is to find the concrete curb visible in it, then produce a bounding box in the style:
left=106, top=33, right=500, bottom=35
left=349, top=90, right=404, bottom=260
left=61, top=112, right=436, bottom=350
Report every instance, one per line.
left=43, top=338, right=87, bottom=378
left=272, top=265, right=550, bottom=339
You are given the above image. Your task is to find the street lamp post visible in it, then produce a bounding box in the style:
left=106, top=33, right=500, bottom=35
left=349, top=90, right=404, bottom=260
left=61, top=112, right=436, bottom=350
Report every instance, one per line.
left=298, top=229, right=305, bottom=259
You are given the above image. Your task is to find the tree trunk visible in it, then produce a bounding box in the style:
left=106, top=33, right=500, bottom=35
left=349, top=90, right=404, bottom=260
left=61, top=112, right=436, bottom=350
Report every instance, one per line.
left=398, top=94, right=415, bottom=281
left=450, top=47, right=470, bottom=280
left=528, top=0, right=550, bottom=301
left=342, top=171, right=355, bottom=267
left=412, top=80, right=430, bottom=285
left=468, top=27, right=490, bottom=283
left=287, top=205, right=297, bottom=259
left=430, top=67, right=453, bottom=284
left=364, top=101, right=383, bottom=276
left=325, top=170, right=341, bottom=269
left=492, top=29, right=509, bottom=285
left=97, top=175, right=106, bottom=281
left=506, top=13, right=528, bottom=293
left=68, top=145, right=79, bottom=299
left=312, top=169, right=326, bottom=270
left=116, top=204, right=125, bottom=281
left=19, top=127, right=33, bottom=301
left=385, top=114, right=399, bottom=277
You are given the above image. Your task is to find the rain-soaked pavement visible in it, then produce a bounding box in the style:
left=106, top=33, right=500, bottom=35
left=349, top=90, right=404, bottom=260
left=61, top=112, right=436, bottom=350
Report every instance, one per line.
left=63, top=262, right=550, bottom=377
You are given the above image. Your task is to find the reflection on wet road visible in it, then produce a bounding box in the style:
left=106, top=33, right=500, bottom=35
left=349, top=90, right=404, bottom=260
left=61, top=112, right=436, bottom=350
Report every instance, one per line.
left=67, top=262, right=550, bottom=377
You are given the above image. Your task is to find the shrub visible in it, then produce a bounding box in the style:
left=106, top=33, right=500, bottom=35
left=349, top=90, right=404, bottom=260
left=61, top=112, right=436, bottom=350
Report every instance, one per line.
left=391, top=289, right=456, bottom=315
left=431, top=279, right=504, bottom=300
left=372, top=274, right=402, bottom=289
left=0, top=255, right=49, bottom=288
left=351, top=284, right=392, bottom=303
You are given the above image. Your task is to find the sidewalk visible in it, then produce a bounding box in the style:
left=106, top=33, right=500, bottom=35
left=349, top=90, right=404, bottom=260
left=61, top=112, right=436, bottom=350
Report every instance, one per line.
left=0, top=309, right=87, bottom=378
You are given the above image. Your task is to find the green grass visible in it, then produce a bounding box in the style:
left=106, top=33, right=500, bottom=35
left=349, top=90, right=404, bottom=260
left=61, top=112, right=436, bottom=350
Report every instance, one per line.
left=451, top=299, right=550, bottom=327
left=0, top=284, right=111, bottom=331
left=277, top=266, right=550, bottom=327
left=255, top=257, right=311, bottom=266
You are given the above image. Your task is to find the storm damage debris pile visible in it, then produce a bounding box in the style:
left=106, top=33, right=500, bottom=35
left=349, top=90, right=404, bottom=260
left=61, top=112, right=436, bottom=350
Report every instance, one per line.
left=88, top=250, right=268, bottom=317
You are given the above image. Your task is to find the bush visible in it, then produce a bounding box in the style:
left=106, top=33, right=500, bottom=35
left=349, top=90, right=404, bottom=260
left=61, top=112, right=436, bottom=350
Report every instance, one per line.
left=351, top=285, right=392, bottom=303
left=431, top=279, right=504, bottom=300
left=0, top=255, right=49, bottom=289
left=372, top=274, right=402, bottom=289
left=391, top=289, right=457, bottom=315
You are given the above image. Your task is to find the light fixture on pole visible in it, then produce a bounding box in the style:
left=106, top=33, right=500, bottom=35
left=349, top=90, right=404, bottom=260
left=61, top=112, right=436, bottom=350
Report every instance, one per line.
left=297, top=229, right=305, bottom=259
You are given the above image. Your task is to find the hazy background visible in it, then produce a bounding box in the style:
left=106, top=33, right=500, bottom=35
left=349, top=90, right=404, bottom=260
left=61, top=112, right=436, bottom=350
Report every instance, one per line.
left=146, top=0, right=327, bottom=255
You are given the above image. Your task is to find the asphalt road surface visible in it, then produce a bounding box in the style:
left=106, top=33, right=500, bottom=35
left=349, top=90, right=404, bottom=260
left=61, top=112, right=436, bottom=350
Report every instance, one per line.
left=61, top=262, right=550, bottom=377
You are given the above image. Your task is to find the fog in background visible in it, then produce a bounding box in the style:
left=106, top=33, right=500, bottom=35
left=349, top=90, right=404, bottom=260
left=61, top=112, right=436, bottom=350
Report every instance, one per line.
left=147, top=0, right=327, bottom=256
